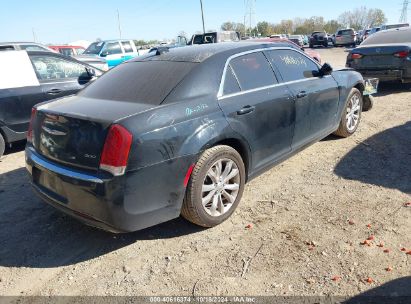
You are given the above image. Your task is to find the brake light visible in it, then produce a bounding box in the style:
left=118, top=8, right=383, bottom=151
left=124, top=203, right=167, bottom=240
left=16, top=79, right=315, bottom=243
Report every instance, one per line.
left=27, top=108, right=37, bottom=143
left=351, top=53, right=363, bottom=59
left=336, top=35, right=341, bottom=38
left=100, top=124, right=133, bottom=176
left=394, top=51, right=409, bottom=58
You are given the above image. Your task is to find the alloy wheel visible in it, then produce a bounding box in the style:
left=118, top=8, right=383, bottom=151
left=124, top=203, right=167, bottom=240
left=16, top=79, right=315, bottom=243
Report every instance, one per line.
left=201, top=158, right=240, bottom=217
left=346, top=93, right=361, bottom=132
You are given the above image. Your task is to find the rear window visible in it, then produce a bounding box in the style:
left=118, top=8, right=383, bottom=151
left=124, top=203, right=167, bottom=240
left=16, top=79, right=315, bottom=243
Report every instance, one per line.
left=338, top=29, right=354, bottom=35
left=80, top=61, right=197, bottom=104
left=361, top=29, right=411, bottom=45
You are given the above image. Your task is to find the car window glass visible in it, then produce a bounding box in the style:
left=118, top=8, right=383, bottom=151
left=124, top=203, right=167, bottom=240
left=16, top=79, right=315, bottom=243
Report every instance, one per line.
left=76, top=48, right=85, bottom=55
left=121, top=41, right=133, bottom=53
left=80, top=61, right=197, bottom=104
left=105, top=42, right=122, bottom=55
left=60, top=48, right=74, bottom=56
left=223, top=65, right=241, bottom=95
left=21, top=45, right=48, bottom=51
left=229, top=52, right=277, bottom=91
left=267, top=50, right=319, bottom=82
left=30, top=55, right=87, bottom=80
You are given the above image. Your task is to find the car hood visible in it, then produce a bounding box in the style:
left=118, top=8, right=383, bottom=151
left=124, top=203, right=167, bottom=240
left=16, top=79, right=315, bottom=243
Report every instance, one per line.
left=74, top=54, right=106, bottom=63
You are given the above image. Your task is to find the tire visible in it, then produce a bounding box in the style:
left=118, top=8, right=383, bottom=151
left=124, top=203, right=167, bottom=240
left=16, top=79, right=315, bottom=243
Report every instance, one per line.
left=181, top=145, right=246, bottom=228
left=362, top=95, right=374, bottom=111
left=323, top=42, right=328, bottom=48
left=333, top=88, right=363, bottom=138
left=0, top=133, right=5, bottom=158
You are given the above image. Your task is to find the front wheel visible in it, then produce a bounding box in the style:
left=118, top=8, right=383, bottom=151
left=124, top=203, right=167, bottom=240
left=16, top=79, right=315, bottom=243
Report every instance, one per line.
left=333, top=88, right=363, bottom=138
left=181, top=145, right=246, bottom=228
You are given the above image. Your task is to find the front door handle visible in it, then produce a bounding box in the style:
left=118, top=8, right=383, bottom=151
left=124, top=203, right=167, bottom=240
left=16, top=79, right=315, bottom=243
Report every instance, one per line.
left=296, top=91, right=307, bottom=99
left=237, top=105, right=255, bottom=115
left=46, top=89, right=63, bottom=95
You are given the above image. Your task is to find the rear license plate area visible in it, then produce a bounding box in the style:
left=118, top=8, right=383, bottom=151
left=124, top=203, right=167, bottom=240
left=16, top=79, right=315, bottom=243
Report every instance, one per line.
left=33, top=167, right=68, bottom=204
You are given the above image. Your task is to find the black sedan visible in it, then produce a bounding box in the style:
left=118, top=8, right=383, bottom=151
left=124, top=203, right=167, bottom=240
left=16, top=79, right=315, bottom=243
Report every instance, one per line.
left=0, top=51, right=103, bottom=157
left=26, top=42, right=366, bottom=233
left=346, top=27, right=411, bottom=83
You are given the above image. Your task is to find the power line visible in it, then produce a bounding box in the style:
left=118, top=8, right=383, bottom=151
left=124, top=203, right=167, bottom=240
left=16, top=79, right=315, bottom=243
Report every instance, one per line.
left=400, top=0, right=409, bottom=23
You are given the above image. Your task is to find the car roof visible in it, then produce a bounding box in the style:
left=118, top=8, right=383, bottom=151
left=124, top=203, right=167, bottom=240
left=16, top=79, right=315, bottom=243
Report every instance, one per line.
left=132, top=42, right=294, bottom=63
left=0, top=42, right=43, bottom=45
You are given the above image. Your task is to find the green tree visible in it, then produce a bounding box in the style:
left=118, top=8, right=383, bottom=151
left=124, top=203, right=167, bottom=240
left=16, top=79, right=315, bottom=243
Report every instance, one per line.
left=324, top=20, right=342, bottom=34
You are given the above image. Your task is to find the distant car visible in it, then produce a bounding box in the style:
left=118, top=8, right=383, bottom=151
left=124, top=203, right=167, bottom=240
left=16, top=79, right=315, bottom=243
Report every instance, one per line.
left=369, top=27, right=381, bottom=37
left=362, top=29, right=371, bottom=42
left=49, top=45, right=85, bottom=56
left=289, top=35, right=304, bottom=47
left=83, top=40, right=141, bottom=68
left=309, top=31, right=329, bottom=48
left=0, top=42, right=55, bottom=52
left=25, top=42, right=368, bottom=233
left=251, top=37, right=321, bottom=63
left=189, top=31, right=240, bottom=45
left=380, top=23, right=409, bottom=31
left=334, top=28, right=356, bottom=47
left=49, top=45, right=109, bottom=71
left=0, top=50, right=103, bottom=157
left=270, top=34, right=286, bottom=39
left=346, top=27, right=411, bottom=83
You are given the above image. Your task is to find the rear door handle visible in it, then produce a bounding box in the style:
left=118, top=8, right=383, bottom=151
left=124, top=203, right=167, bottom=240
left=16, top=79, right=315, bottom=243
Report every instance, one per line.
left=296, top=91, right=307, bottom=98
left=46, top=89, right=63, bottom=95
left=237, top=105, right=255, bottom=115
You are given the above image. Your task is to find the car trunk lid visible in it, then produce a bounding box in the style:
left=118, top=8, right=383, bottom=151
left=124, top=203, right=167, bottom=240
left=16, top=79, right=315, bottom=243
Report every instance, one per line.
left=32, top=96, right=155, bottom=170
left=350, top=44, right=410, bottom=68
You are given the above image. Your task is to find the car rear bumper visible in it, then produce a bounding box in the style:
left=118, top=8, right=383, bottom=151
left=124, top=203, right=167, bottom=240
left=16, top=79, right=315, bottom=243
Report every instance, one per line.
left=356, top=69, right=407, bottom=82
left=25, top=147, right=195, bottom=233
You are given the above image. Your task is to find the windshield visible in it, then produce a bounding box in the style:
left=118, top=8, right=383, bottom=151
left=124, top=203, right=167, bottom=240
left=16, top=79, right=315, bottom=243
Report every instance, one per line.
left=84, top=42, right=104, bottom=55
left=361, top=29, right=411, bottom=45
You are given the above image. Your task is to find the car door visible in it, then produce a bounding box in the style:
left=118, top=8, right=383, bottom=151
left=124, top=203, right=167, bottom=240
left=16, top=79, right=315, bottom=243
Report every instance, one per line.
left=218, top=51, right=295, bottom=173
left=30, top=53, right=93, bottom=103
left=267, top=49, right=339, bottom=149
left=101, top=42, right=124, bottom=67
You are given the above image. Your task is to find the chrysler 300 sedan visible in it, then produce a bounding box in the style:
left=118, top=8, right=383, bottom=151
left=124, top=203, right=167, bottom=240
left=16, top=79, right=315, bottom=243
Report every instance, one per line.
left=26, top=42, right=367, bottom=233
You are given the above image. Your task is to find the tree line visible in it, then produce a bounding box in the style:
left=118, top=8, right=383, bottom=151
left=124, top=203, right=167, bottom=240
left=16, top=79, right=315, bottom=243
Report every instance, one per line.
left=221, top=6, right=387, bottom=36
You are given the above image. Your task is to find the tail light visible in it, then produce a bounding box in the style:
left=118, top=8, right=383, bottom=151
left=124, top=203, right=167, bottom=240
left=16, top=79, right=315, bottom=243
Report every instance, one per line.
left=100, top=124, right=133, bottom=176
left=393, top=51, right=409, bottom=58
left=351, top=53, right=363, bottom=59
left=336, top=35, right=341, bottom=38
left=27, top=108, right=37, bottom=143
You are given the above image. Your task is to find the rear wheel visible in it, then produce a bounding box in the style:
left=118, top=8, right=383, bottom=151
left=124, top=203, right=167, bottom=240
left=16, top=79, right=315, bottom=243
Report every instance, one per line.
left=0, top=133, right=5, bottom=158
left=334, top=88, right=363, bottom=138
left=181, top=145, right=246, bottom=228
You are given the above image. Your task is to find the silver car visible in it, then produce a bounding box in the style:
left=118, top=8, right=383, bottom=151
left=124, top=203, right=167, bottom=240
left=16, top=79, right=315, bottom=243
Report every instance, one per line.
left=334, top=29, right=356, bottom=47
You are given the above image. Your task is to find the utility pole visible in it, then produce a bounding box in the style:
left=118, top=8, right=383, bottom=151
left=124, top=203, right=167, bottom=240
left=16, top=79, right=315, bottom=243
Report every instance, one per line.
left=117, top=9, right=122, bottom=39
left=200, top=0, right=206, bottom=34
left=400, top=0, right=409, bottom=23
left=245, top=0, right=256, bottom=37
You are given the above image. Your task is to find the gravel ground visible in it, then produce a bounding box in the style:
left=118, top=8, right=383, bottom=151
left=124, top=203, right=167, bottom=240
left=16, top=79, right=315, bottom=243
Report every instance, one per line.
left=0, top=47, right=410, bottom=299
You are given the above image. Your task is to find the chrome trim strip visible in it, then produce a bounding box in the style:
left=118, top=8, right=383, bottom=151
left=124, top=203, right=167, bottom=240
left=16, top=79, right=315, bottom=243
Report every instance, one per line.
left=217, top=46, right=322, bottom=99
left=28, top=149, right=104, bottom=184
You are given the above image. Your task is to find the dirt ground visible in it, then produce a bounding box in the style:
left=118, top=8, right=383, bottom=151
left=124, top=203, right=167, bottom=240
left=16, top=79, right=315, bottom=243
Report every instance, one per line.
left=0, top=47, right=410, bottom=299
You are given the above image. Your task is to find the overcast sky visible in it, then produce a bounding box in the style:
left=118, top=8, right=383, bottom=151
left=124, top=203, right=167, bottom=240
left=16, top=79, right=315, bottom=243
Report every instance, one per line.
left=0, top=0, right=404, bottom=43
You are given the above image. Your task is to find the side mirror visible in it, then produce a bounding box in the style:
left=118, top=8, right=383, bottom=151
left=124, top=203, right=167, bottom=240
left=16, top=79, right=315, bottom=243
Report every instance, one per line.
left=319, top=63, right=333, bottom=76
left=100, top=51, right=108, bottom=57
left=86, top=67, right=96, bottom=78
